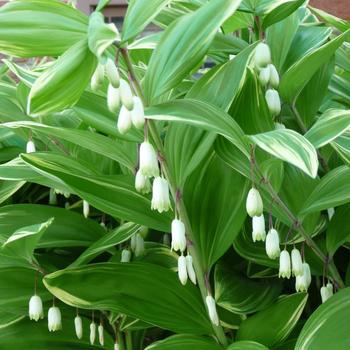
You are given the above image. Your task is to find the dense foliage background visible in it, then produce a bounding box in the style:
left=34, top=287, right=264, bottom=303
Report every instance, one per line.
left=0, top=0, right=350, bottom=349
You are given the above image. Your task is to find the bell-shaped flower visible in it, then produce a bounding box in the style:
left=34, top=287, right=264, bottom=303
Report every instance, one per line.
left=74, top=315, right=83, bottom=339
left=171, top=219, right=186, bottom=252
left=265, top=89, right=281, bottom=116
left=83, top=200, right=89, bottom=218
left=259, top=66, right=270, bottom=86
left=279, top=249, right=291, bottom=279
left=48, top=306, right=62, bottom=332
left=255, top=42, right=271, bottom=68
left=186, top=254, right=197, bottom=285
left=320, top=282, right=333, bottom=303
left=269, top=64, right=280, bottom=88
left=246, top=188, right=263, bottom=217
left=98, top=324, right=104, bottom=346
left=135, top=170, right=151, bottom=194
left=303, top=262, right=312, bottom=287
left=295, top=263, right=311, bottom=292
left=252, top=215, right=266, bottom=242
left=114, top=342, right=120, bottom=350
left=151, top=177, right=171, bottom=213
left=139, top=141, right=159, bottom=177
left=117, top=105, right=132, bottom=134
left=105, top=58, right=120, bottom=88
left=265, top=228, right=280, bottom=259
left=275, top=122, right=286, bottom=130
left=90, top=322, right=97, bottom=345
left=29, top=295, right=44, bottom=322
left=131, top=96, right=145, bottom=129
left=26, top=140, right=36, bottom=153
left=91, top=64, right=105, bottom=92
left=119, top=79, right=134, bottom=110
left=121, top=249, right=131, bottom=263
left=206, top=295, right=219, bottom=326
left=134, top=233, right=145, bottom=257
left=107, top=84, right=121, bottom=113
left=178, top=255, right=188, bottom=286
left=291, top=248, right=303, bottom=276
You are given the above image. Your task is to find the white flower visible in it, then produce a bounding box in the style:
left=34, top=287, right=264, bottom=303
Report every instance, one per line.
left=121, top=249, right=131, bottom=263
left=291, top=248, right=303, bottom=276
left=74, top=315, right=83, bottom=339
left=48, top=306, right=62, bottom=332
left=130, top=234, right=137, bottom=252
left=107, top=84, right=121, bottom=113
left=279, top=249, right=291, bottom=279
left=327, top=208, right=335, bottom=220
left=265, top=89, right=281, bottom=116
left=49, top=188, right=57, bottom=205
left=105, top=58, right=120, bottom=88
left=186, top=254, right=197, bottom=285
left=134, top=233, right=145, bottom=257
left=295, top=263, right=312, bottom=292
left=131, top=96, right=145, bottom=129
left=265, top=228, right=280, bottom=259
left=178, top=255, right=188, bottom=286
left=139, top=141, right=159, bottom=177
left=90, top=322, right=96, bottom=345
left=206, top=295, right=219, bottom=326
left=119, top=79, right=134, bottom=110
left=275, top=122, right=286, bottom=130
left=320, top=282, right=333, bottom=303
left=29, top=295, right=44, bottom=321
left=114, top=342, right=120, bottom=350
left=117, top=105, right=132, bottom=134
left=151, top=177, right=171, bottom=213
left=303, top=262, right=312, bottom=287
left=252, top=215, right=266, bottom=242
left=246, top=188, right=263, bottom=217
left=135, top=170, right=151, bottom=194
left=269, top=64, right=280, bottom=88
left=98, top=324, right=104, bottom=346
left=91, top=64, right=105, bottom=92
left=26, top=140, right=36, bottom=153
left=83, top=200, right=89, bottom=218
left=259, top=66, right=270, bottom=86
left=171, top=219, right=186, bottom=252
left=255, top=42, right=271, bottom=68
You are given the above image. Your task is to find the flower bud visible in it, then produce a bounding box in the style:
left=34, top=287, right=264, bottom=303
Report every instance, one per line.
left=269, top=64, right=280, bottom=88
left=114, top=342, right=120, bottom=350
left=121, top=249, right=131, bottom=263
left=206, top=295, right=219, bottom=326
left=131, top=96, right=145, bottom=129
left=303, top=262, right=312, bottom=287
left=91, top=64, right=105, bottom=92
left=151, top=177, right=171, bottom=213
left=279, top=249, right=291, bottom=279
left=320, top=283, right=333, bottom=303
left=29, top=295, right=44, bottom=321
left=265, top=89, right=281, bottom=116
left=291, top=248, right=303, bottom=277
left=135, top=170, right=151, bottom=194
left=255, top=43, right=271, bottom=68
left=139, top=141, right=159, bottom=178
left=130, top=235, right=136, bottom=251
left=49, top=188, right=57, bottom=205
left=117, top=105, right=132, bottom=134
left=252, top=215, right=266, bottom=242
left=48, top=306, right=62, bottom=332
left=120, top=79, right=134, bottom=110
left=134, top=233, right=145, bottom=257
left=83, top=200, right=89, bottom=218
left=98, top=324, right=104, bottom=346
left=178, top=255, right=188, bottom=285
left=74, top=315, right=83, bottom=339
left=275, top=122, right=286, bottom=130
left=107, top=84, right=121, bottom=113
left=265, top=228, right=280, bottom=259
left=327, top=208, right=335, bottom=220
left=295, top=262, right=311, bottom=292
left=26, top=140, right=36, bottom=153
left=246, top=188, right=263, bottom=217
left=186, top=254, right=197, bottom=285
left=259, top=66, right=270, bottom=86
left=105, top=58, right=120, bottom=88
left=163, top=233, right=171, bottom=246
left=171, top=219, right=186, bottom=252
left=90, top=322, right=96, bottom=345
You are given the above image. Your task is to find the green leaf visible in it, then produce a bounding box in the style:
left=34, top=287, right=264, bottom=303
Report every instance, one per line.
left=44, top=262, right=212, bottom=335
left=295, top=287, right=350, bottom=350
left=236, top=293, right=308, bottom=347
left=262, top=0, right=305, bottom=29
left=305, top=109, right=350, bottom=148
left=143, top=0, right=242, bottom=103
left=145, top=334, right=222, bottom=350
left=184, top=156, right=248, bottom=268
left=227, top=341, right=269, bottom=350
left=215, top=262, right=281, bottom=314
left=310, top=6, right=350, bottom=33
left=0, top=0, right=88, bottom=57
left=0, top=180, right=25, bottom=205
left=280, top=29, right=350, bottom=102
left=300, top=166, right=350, bottom=215
left=28, top=40, right=97, bottom=117
left=146, top=99, right=249, bottom=157
left=122, top=0, right=171, bottom=42
left=250, top=129, right=319, bottom=178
